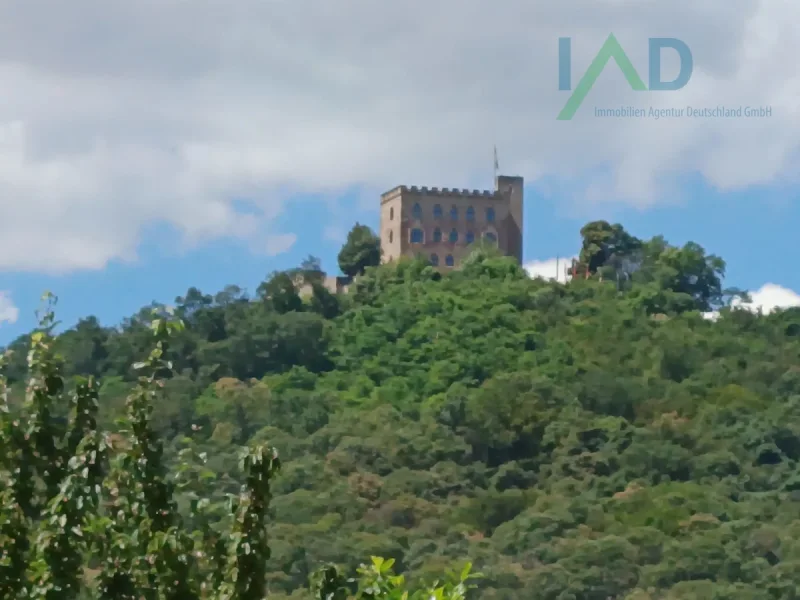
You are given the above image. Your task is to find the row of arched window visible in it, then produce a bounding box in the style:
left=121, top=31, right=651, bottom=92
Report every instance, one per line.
left=430, top=254, right=455, bottom=267
left=387, top=204, right=496, bottom=223
left=409, top=228, right=496, bottom=244
left=410, top=203, right=495, bottom=223
left=433, top=228, right=467, bottom=243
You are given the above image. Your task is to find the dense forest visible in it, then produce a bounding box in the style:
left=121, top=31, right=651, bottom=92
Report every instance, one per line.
left=4, top=220, right=800, bottom=599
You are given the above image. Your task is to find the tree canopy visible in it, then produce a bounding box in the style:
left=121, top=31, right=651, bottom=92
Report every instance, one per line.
left=337, top=223, right=381, bottom=277
left=3, top=220, right=800, bottom=599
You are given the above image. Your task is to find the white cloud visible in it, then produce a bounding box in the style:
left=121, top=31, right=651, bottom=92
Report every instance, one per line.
left=731, top=283, right=800, bottom=315
left=0, top=0, right=798, bottom=272
left=265, top=233, right=297, bottom=257
left=704, top=283, right=800, bottom=320
left=0, top=292, right=19, bottom=325
left=525, top=256, right=576, bottom=283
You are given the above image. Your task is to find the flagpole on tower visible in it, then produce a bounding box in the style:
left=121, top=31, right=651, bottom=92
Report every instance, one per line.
left=493, top=145, right=499, bottom=186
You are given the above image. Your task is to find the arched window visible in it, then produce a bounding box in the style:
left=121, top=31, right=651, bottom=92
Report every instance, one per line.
left=484, top=232, right=497, bottom=244
left=450, top=205, right=458, bottom=221
left=389, top=207, right=394, bottom=220
left=410, top=228, right=424, bottom=243
left=486, top=207, right=495, bottom=222
left=433, top=204, right=443, bottom=219
left=430, top=253, right=439, bottom=266
left=388, top=230, right=393, bottom=243
left=445, top=254, right=455, bottom=267
left=412, top=203, right=422, bottom=220
left=466, top=206, right=475, bottom=222
left=433, top=228, right=442, bottom=242
left=466, top=231, right=474, bottom=244
left=449, top=229, right=458, bottom=243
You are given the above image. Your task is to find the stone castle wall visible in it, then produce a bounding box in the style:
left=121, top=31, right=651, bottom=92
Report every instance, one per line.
left=379, top=176, right=523, bottom=267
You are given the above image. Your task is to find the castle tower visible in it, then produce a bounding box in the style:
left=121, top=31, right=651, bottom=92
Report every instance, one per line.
left=495, top=175, right=524, bottom=264
left=379, top=175, right=524, bottom=268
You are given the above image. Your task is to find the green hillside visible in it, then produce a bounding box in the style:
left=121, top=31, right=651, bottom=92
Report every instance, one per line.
left=4, top=220, right=800, bottom=599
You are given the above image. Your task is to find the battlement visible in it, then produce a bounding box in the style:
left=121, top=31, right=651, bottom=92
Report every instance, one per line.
left=381, top=185, right=499, bottom=204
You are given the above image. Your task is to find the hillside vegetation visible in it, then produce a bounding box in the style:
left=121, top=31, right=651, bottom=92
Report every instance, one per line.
left=4, top=220, right=800, bottom=599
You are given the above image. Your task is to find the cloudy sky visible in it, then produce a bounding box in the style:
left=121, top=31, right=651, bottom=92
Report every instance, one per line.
left=1, top=0, right=800, bottom=342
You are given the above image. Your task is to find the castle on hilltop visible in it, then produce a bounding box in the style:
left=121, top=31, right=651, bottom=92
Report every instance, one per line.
left=302, top=175, right=524, bottom=296
left=379, top=175, right=523, bottom=268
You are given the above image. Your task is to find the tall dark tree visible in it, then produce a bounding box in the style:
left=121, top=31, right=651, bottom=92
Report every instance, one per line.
left=645, top=238, right=726, bottom=312
left=309, top=283, right=340, bottom=319
left=337, top=223, right=381, bottom=278
left=578, top=220, right=642, bottom=275
left=294, top=255, right=325, bottom=286
left=257, top=271, right=303, bottom=314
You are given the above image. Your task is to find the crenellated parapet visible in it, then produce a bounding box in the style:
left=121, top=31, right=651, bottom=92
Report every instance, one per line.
left=381, top=185, right=500, bottom=204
